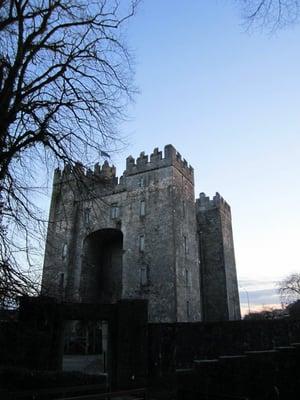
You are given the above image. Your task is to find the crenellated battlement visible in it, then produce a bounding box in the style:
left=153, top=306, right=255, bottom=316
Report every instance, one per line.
left=53, top=144, right=194, bottom=187
left=53, top=160, right=118, bottom=185
left=196, top=192, right=231, bottom=212
left=123, top=144, right=194, bottom=184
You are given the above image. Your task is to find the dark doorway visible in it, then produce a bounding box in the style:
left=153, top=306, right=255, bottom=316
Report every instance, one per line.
left=63, top=319, right=108, bottom=376
left=80, top=229, right=123, bottom=303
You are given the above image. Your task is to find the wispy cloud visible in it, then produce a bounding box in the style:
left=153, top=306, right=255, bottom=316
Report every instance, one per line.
left=240, top=288, right=280, bottom=305
left=239, top=278, right=278, bottom=292
left=238, top=278, right=281, bottom=316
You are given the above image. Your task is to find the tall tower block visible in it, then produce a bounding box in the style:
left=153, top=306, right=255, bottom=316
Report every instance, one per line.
left=196, top=192, right=241, bottom=321
left=122, top=145, right=202, bottom=322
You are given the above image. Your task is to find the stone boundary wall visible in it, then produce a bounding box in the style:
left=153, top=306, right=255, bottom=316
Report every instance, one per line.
left=148, top=319, right=300, bottom=375
left=2, top=298, right=300, bottom=391
left=0, top=298, right=148, bottom=390
left=177, top=345, right=300, bottom=399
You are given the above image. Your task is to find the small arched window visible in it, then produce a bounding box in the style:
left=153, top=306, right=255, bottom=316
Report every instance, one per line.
left=84, top=208, right=90, bottom=225
left=139, top=235, right=145, bottom=252
left=62, top=243, right=68, bottom=260
left=140, top=266, right=148, bottom=286
left=140, top=200, right=146, bottom=217
left=111, top=203, right=119, bottom=219
left=139, top=177, right=145, bottom=188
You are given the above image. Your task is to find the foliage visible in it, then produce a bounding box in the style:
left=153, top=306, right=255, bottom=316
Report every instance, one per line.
left=0, top=0, right=137, bottom=306
left=278, top=273, right=300, bottom=306
left=287, top=299, right=300, bottom=318
left=244, top=273, right=300, bottom=319
left=243, top=306, right=288, bottom=320
left=239, top=0, right=300, bottom=30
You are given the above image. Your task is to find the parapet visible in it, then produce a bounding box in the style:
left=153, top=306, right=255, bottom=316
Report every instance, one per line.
left=123, top=144, right=194, bottom=184
left=53, top=160, right=118, bottom=185
left=196, top=192, right=231, bottom=212
left=52, top=145, right=194, bottom=187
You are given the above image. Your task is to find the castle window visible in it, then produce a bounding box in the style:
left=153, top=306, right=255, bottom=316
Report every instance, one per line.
left=140, top=266, right=148, bottom=286
left=139, top=235, right=145, bottom=252
left=111, top=203, right=119, bottom=219
left=187, top=301, right=190, bottom=318
left=185, top=269, right=190, bottom=287
left=62, top=243, right=68, bottom=260
left=84, top=208, right=90, bottom=225
left=184, top=235, right=187, bottom=255
left=140, top=200, right=146, bottom=217
left=59, top=272, right=64, bottom=289
left=139, top=177, right=145, bottom=188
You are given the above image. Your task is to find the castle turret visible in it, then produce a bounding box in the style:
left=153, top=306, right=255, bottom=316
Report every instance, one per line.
left=41, top=160, right=119, bottom=302
left=120, top=145, right=200, bottom=322
left=123, top=144, right=194, bottom=184
left=196, top=192, right=241, bottom=321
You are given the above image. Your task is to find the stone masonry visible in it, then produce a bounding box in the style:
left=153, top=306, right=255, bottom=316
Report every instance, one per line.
left=196, top=193, right=241, bottom=321
left=42, top=144, right=241, bottom=322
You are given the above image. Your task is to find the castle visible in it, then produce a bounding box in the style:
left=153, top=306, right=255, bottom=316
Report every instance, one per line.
left=42, top=145, right=241, bottom=322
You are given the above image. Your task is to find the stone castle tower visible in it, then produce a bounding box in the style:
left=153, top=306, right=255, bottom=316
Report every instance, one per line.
left=197, top=193, right=241, bottom=321
left=42, top=144, right=240, bottom=322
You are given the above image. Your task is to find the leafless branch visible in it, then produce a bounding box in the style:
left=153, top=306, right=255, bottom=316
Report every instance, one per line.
left=0, top=0, right=138, bottom=306
left=277, top=273, right=300, bottom=306
left=239, top=0, right=300, bottom=31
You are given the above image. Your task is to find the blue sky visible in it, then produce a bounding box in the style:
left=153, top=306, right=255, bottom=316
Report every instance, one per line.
left=106, top=1, right=300, bottom=312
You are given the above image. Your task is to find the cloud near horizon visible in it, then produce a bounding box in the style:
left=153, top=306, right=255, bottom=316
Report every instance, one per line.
left=238, top=279, right=281, bottom=316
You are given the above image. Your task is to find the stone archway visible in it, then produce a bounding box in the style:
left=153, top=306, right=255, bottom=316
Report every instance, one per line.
left=80, top=229, right=123, bottom=304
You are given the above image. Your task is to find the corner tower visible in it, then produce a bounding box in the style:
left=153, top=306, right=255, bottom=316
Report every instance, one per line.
left=196, top=193, right=241, bottom=321
left=121, top=145, right=201, bottom=322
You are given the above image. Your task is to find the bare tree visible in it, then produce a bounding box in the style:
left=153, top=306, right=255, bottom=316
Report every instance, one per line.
left=243, top=306, right=287, bottom=320
left=0, top=0, right=138, bottom=306
left=239, top=0, right=300, bottom=30
left=278, top=273, right=300, bottom=306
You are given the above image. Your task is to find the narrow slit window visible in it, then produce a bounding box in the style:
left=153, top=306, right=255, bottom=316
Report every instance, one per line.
left=184, top=235, right=187, bottom=255
left=139, top=177, right=145, bottom=188
left=59, top=273, right=64, bottom=289
left=84, top=208, right=90, bottom=225
left=140, top=266, right=148, bottom=286
left=185, top=269, right=190, bottom=287
left=140, top=200, right=146, bottom=217
left=187, top=301, right=190, bottom=318
left=139, top=235, right=145, bottom=252
left=62, top=243, right=68, bottom=260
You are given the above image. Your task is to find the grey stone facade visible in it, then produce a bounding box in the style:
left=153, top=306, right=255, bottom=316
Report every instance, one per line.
left=42, top=144, right=240, bottom=322
left=196, top=193, right=241, bottom=321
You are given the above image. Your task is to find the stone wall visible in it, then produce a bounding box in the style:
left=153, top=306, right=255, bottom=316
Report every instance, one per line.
left=42, top=145, right=240, bottom=323
left=196, top=192, right=240, bottom=321
left=0, top=298, right=148, bottom=390
left=177, top=346, right=300, bottom=399
left=2, top=297, right=300, bottom=393
left=42, top=145, right=202, bottom=323
left=148, top=319, right=300, bottom=376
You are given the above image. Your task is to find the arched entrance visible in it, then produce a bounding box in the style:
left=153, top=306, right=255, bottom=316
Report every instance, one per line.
left=80, top=229, right=123, bottom=303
